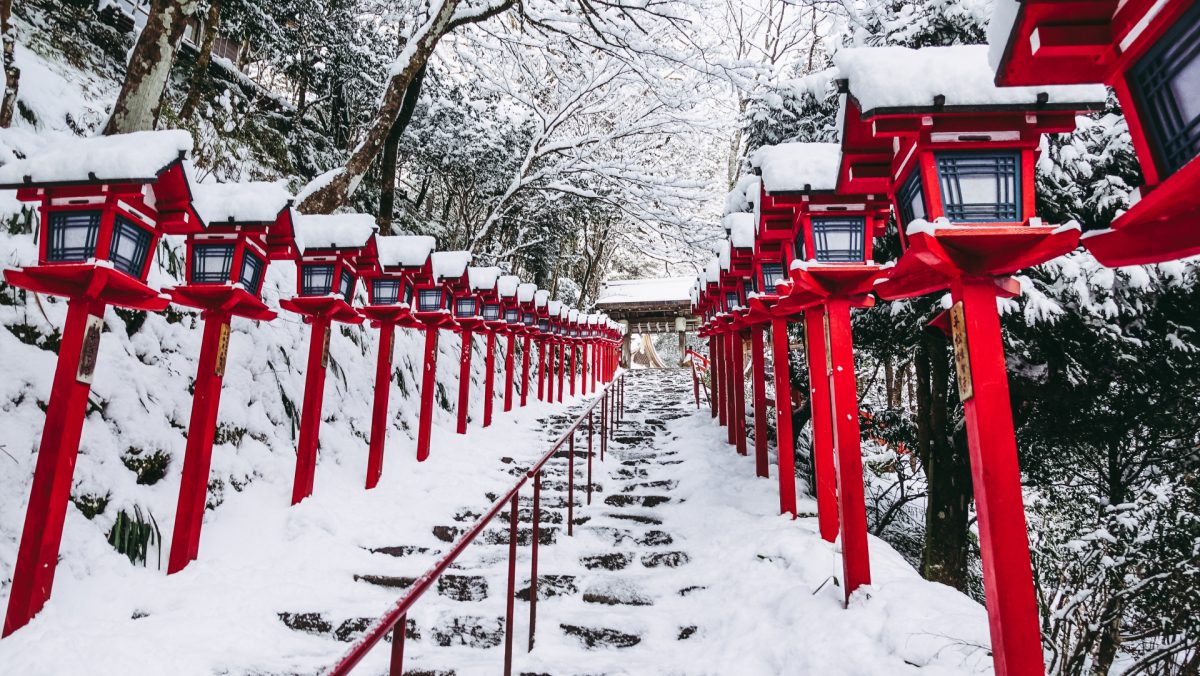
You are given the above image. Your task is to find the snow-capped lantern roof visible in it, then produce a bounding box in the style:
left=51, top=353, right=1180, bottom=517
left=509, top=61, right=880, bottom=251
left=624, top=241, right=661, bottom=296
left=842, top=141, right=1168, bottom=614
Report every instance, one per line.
left=375, top=235, right=436, bottom=269
left=833, top=45, right=1106, bottom=118
left=704, top=258, right=721, bottom=286
left=516, top=283, right=537, bottom=303
left=293, top=213, right=377, bottom=253
left=534, top=289, right=550, bottom=308
left=431, top=251, right=471, bottom=282
left=0, top=129, right=195, bottom=187
left=749, top=142, right=841, bottom=194
left=568, top=308, right=580, bottom=322
left=547, top=300, right=563, bottom=315
left=497, top=275, right=521, bottom=299
left=468, top=266, right=502, bottom=292
left=718, top=240, right=732, bottom=271
left=727, top=213, right=755, bottom=248
left=559, top=305, right=571, bottom=319
left=724, top=174, right=760, bottom=216
left=192, top=181, right=293, bottom=227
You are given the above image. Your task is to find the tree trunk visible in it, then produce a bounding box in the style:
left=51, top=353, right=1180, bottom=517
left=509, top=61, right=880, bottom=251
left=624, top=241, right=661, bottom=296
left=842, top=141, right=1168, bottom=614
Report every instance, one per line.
left=0, top=0, right=19, bottom=128
left=179, top=0, right=221, bottom=122
left=297, top=0, right=512, bottom=214
left=918, top=328, right=973, bottom=592
left=104, top=0, right=202, bottom=135
left=378, top=64, right=428, bottom=234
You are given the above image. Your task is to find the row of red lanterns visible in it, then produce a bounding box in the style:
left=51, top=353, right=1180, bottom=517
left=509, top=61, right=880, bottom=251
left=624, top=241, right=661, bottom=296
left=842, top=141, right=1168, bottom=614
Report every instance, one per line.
left=694, top=3, right=1199, bottom=672
left=0, top=130, right=625, bottom=637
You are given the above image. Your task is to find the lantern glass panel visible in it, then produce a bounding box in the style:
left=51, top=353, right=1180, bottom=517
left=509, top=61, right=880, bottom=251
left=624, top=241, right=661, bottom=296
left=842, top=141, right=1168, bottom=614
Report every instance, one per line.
left=522, top=312, right=535, bottom=326
left=46, top=210, right=101, bottom=263
left=935, top=152, right=1021, bottom=223
left=371, top=279, right=401, bottom=305
left=744, top=278, right=754, bottom=297
left=483, top=303, right=501, bottom=320
left=455, top=297, right=477, bottom=318
left=505, top=308, right=520, bottom=324
left=538, top=319, right=550, bottom=331
left=402, top=282, right=414, bottom=306
left=1130, top=1, right=1200, bottom=177
left=191, top=243, right=235, bottom=284
left=897, top=168, right=926, bottom=228
left=338, top=269, right=355, bottom=302
left=301, top=264, right=335, bottom=296
left=761, top=262, right=785, bottom=290
left=109, top=216, right=153, bottom=278
left=239, top=250, right=265, bottom=295
left=811, top=216, right=866, bottom=263
left=418, top=288, right=443, bottom=312
left=725, top=291, right=739, bottom=310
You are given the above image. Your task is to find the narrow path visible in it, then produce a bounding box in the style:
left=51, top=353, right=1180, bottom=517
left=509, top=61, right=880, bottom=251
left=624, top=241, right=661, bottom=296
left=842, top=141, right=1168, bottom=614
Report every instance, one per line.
left=289, top=369, right=993, bottom=675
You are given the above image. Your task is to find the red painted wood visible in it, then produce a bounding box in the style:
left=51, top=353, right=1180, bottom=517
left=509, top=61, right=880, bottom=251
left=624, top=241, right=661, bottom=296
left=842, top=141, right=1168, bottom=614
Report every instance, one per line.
left=4, top=296, right=105, bottom=636
left=293, top=317, right=332, bottom=504
left=751, top=324, right=769, bottom=477
left=567, top=433, right=575, bottom=536
left=803, top=307, right=840, bottom=543
left=528, top=471, right=541, bottom=652
left=557, top=342, right=565, bottom=403
left=709, top=336, right=718, bottom=418
left=503, top=333, right=515, bottom=413
left=456, top=329, right=473, bottom=434
left=547, top=340, right=556, bottom=402
left=366, top=322, right=395, bottom=489
left=952, top=276, right=1045, bottom=676
left=569, top=344, right=576, bottom=397
left=537, top=339, right=546, bottom=401
left=520, top=336, right=531, bottom=407
left=825, top=298, right=872, bottom=603
left=581, top=342, right=589, bottom=394
left=388, top=617, right=406, bottom=676
left=716, top=332, right=726, bottom=426
left=734, top=331, right=748, bottom=456
left=169, top=312, right=232, bottom=573
left=587, top=412, right=594, bottom=505
left=416, top=328, right=440, bottom=462
left=770, top=318, right=797, bottom=517
left=502, top=495, right=518, bottom=676
left=725, top=331, right=736, bottom=445
left=483, top=332, right=496, bottom=427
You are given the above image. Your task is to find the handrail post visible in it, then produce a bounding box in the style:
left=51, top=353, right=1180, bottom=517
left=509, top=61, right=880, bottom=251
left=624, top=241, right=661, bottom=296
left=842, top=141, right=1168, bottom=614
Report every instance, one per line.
left=528, top=471, right=540, bottom=652
left=503, top=494, right=518, bottom=676
left=601, top=393, right=607, bottom=462
left=388, top=614, right=406, bottom=676
left=587, top=411, right=594, bottom=505
left=567, top=432, right=575, bottom=537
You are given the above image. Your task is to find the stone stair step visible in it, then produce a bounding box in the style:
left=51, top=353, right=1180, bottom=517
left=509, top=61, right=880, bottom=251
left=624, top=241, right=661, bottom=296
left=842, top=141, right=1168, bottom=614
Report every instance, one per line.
left=559, top=624, right=642, bottom=649
left=603, top=494, right=671, bottom=508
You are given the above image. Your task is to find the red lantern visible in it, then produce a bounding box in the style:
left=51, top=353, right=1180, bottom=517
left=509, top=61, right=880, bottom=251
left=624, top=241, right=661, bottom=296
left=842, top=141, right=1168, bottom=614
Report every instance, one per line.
left=834, top=44, right=1103, bottom=676
left=989, top=0, right=1200, bottom=266
left=0, top=130, right=200, bottom=637
left=533, top=290, right=551, bottom=401
left=360, top=235, right=432, bottom=485
left=165, top=181, right=294, bottom=575
left=279, top=213, right=376, bottom=503
left=545, top=300, right=563, bottom=402
left=466, top=266, right=502, bottom=428
left=433, top=253, right=478, bottom=437
left=495, top=275, right=522, bottom=413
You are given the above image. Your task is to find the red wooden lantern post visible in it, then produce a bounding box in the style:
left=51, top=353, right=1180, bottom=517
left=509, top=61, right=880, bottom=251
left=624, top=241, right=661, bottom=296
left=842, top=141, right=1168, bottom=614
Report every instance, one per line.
left=360, top=236, right=431, bottom=487
left=458, top=267, right=501, bottom=431
left=835, top=45, right=1103, bottom=675
left=432, top=253, right=476, bottom=436
left=165, top=182, right=294, bottom=574
left=544, top=301, right=562, bottom=402
left=496, top=275, right=522, bottom=413
left=476, top=271, right=506, bottom=427
left=280, top=214, right=376, bottom=504
left=990, top=0, right=1200, bottom=266
left=0, top=131, right=199, bottom=636
left=565, top=309, right=581, bottom=397
left=532, top=289, right=550, bottom=402
left=556, top=305, right=570, bottom=402
left=726, top=221, right=756, bottom=457
left=516, top=283, right=538, bottom=407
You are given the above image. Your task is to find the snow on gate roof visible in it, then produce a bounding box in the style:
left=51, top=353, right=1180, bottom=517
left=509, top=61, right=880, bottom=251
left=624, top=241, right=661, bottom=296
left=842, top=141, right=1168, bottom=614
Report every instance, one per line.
left=833, top=45, right=1106, bottom=117
left=595, top=276, right=695, bottom=307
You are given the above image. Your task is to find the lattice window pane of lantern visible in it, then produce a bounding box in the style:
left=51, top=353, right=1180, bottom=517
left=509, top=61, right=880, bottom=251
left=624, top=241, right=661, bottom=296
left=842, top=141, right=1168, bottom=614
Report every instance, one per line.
left=301, top=264, right=334, bottom=296
left=897, top=169, right=926, bottom=227
left=744, top=278, right=754, bottom=297
left=725, top=291, right=739, bottom=310
left=371, top=279, right=401, bottom=305
left=190, top=244, right=234, bottom=284
left=761, top=262, right=784, bottom=290
left=538, top=318, right=550, bottom=331
left=455, top=298, right=477, bottom=318
left=402, top=283, right=414, bottom=306
left=239, top=250, right=265, bottom=295
left=338, top=269, right=355, bottom=302
left=483, top=303, right=501, bottom=320
left=811, top=216, right=865, bottom=262
left=46, top=210, right=101, bottom=263
left=108, top=216, right=153, bottom=278
left=418, top=288, right=443, bottom=312
left=522, top=312, right=535, bottom=326
left=936, top=152, right=1021, bottom=223
left=1130, top=2, right=1200, bottom=177
left=505, top=308, right=520, bottom=324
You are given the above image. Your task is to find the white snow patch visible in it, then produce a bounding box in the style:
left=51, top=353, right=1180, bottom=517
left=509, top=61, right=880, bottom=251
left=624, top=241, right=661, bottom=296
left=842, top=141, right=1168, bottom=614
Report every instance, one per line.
left=0, top=129, right=192, bottom=186
left=431, top=251, right=471, bottom=282
left=377, top=235, right=436, bottom=268
left=596, top=277, right=694, bottom=305
left=192, top=180, right=291, bottom=226
left=293, top=213, right=376, bottom=252
left=749, top=142, right=841, bottom=193
left=467, top=266, right=502, bottom=291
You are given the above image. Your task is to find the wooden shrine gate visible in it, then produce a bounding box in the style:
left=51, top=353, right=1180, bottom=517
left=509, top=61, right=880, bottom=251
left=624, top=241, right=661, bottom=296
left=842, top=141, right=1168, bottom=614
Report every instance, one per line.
left=594, top=277, right=698, bottom=367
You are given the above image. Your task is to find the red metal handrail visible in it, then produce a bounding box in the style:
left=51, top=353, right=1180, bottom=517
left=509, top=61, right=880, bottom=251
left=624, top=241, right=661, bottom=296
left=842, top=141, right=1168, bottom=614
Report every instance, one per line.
left=686, top=349, right=710, bottom=408
left=326, top=371, right=627, bottom=676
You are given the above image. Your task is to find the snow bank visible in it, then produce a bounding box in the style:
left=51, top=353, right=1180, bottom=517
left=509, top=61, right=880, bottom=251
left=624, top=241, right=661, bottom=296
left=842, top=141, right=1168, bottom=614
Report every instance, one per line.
left=834, top=45, right=1105, bottom=114
left=192, top=180, right=292, bottom=226
left=749, top=142, right=841, bottom=193
left=377, top=235, right=436, bottom=268
left=0, top=129, right=193, bottom=186
left=293, top=213, right=376, bottom=252
left=431, top=251, right=471, bottom=282
left=596, top=276, right=694, bottom=305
